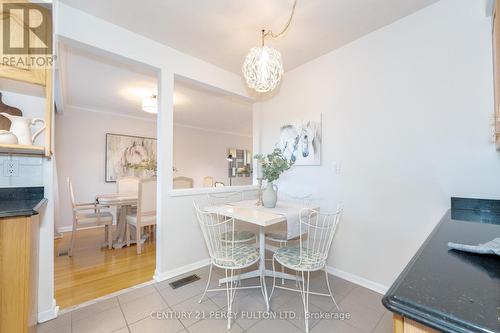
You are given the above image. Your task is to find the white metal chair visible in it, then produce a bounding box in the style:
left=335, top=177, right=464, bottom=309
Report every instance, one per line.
left=265, top=193, right=315, bottom=283
left=67, top=177, right=113, bottom=257
left=194, top=202, right=261, bottom=330
left=269, top=206, right=343, bottom=333
left=125, top=178, right=157, bottom=254
left=207, top=191, right=256, bottom=243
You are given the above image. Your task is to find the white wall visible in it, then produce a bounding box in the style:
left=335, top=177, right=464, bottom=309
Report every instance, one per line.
left=55, top=107, right=157, bottom=229
left=257, top=0, right=500, bottom=290
left=173, top=125, right=252, bottom=187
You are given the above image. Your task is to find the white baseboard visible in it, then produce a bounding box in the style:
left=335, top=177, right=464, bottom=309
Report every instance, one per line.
left=326, top=266, right=389, bottom=295
left=154, top=258, right=210, bottom=282
left=38, top=299, right=59, bottom=323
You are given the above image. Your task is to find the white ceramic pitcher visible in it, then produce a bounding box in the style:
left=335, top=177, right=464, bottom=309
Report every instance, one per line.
left=0, top=113, right=45, bottom=146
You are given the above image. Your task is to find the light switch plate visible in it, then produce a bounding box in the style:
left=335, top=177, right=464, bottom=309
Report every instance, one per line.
left=4, top=160, right=19, bottom=177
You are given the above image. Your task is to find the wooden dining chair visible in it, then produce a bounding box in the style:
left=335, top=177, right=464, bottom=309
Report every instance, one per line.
left=67, top=177, right=113, bottom=257
left=173, top=176, right=194, bottom=189
left=116, top=175, right=139, bottom=219
left=117, top=176, right=140, bottom=194
left=203, top=176, right=214, bottom=187
left=125, top=178, right=157, bottom=254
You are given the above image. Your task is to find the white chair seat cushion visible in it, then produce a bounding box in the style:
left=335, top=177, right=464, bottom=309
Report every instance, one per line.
left=126, top=214, right=156, bottom=226
left=76, top=211, right=113, bottom=225
left=213, top=244, right=259, bottom=269
left=220, top=230, right=256, bottom=243
left=274, top=246, right=326, bottom=271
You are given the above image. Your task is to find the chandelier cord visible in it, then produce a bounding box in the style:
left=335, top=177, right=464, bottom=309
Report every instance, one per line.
left=261, top=0, right=297, bottom=46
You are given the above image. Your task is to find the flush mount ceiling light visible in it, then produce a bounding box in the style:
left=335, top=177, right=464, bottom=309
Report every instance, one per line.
left=242, top=0, right=297, bottom=93
left=142, top=94, right=157, bottom=114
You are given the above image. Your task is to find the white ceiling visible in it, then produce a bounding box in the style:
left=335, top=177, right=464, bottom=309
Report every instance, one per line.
left=61, top=45, right=253, bottom=136
left=59, top=0, right=439, bottom=74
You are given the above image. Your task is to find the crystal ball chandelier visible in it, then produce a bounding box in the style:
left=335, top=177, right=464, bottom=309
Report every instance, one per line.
left=242, top=0, right=297, bottom=93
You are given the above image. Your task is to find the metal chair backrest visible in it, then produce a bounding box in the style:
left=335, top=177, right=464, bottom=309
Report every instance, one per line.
left=207, top=191, right=243, bottom=206
left=298, top=206, right=343, bottom=270
left=280, top=192, right=316, bottom=206
left=193, top=202, right=236, bottom=265
left=117, top=176, right=139, bottom=194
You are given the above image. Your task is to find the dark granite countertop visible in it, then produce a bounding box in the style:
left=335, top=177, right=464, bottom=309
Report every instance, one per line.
left=0, top=187, right=47, bottom=218
left=383, top=203, right=500, bottom=333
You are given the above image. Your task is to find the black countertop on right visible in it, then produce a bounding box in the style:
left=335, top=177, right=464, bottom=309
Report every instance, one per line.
left=383, top=199, right=500, bottom=333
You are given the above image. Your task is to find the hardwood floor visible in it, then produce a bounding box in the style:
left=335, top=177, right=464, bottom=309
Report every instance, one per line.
left=54, top=227, right=156, bottom=309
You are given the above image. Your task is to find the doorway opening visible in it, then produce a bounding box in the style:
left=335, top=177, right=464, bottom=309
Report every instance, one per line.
left=53, top=41, right=160, bottom=309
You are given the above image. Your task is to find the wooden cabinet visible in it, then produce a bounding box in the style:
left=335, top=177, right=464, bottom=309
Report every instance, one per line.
left=0, top=214, right=40, bottom=333
left=0, top=1, right=53, bottom=157
left=493, top=0, right=500, bottom=149
left=393, top=314, right=439, bottom=333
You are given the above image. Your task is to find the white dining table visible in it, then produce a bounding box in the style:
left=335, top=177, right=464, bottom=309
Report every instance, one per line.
left=95, top=193, right=139, bottom=249
left=204, top=199, right=318, bottom=310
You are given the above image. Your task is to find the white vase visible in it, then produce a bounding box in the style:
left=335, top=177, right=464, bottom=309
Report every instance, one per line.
left=262, top=182, right=278, bottom=208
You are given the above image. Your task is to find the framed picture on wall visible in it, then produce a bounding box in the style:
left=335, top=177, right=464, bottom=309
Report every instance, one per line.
left=105, top=133, right=157, bottom=182
left=279, top=114, right=322, bottom=166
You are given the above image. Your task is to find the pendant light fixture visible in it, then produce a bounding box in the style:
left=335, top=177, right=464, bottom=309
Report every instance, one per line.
left=242, top=0, right=297, bottom=93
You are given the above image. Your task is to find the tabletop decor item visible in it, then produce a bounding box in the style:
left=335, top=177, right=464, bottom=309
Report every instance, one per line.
left=0, top=112, right=45, bottom=145
left=255, top=148, right=294, bottom=208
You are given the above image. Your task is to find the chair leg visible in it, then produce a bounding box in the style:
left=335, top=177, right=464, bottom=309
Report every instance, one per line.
left=269, top=256, right=277, bottom=300
left=198, top=262, right=213, bottom=303
left=224, top=268, right=236, bottom=330
left=69, top=223, right=77, bottom=257
left=298, top=271, right=311, bottom=333
left=136, top=225, right=142, bottom=255
left=324, top=267, right=340, bottom=310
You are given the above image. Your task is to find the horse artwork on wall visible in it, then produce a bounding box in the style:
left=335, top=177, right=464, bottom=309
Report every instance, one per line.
left=278, top=114, right=322, bottom=166
left=105, top=133, right=157, bottom=182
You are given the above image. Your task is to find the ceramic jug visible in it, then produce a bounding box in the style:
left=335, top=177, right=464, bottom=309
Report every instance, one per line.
left=262, top=182, right=278, bottom=208
left=0, top=113, right=45, bottom=145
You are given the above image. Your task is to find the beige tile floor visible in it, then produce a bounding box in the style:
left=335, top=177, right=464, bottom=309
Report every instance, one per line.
left=37, top=265, right=392, bottom=333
